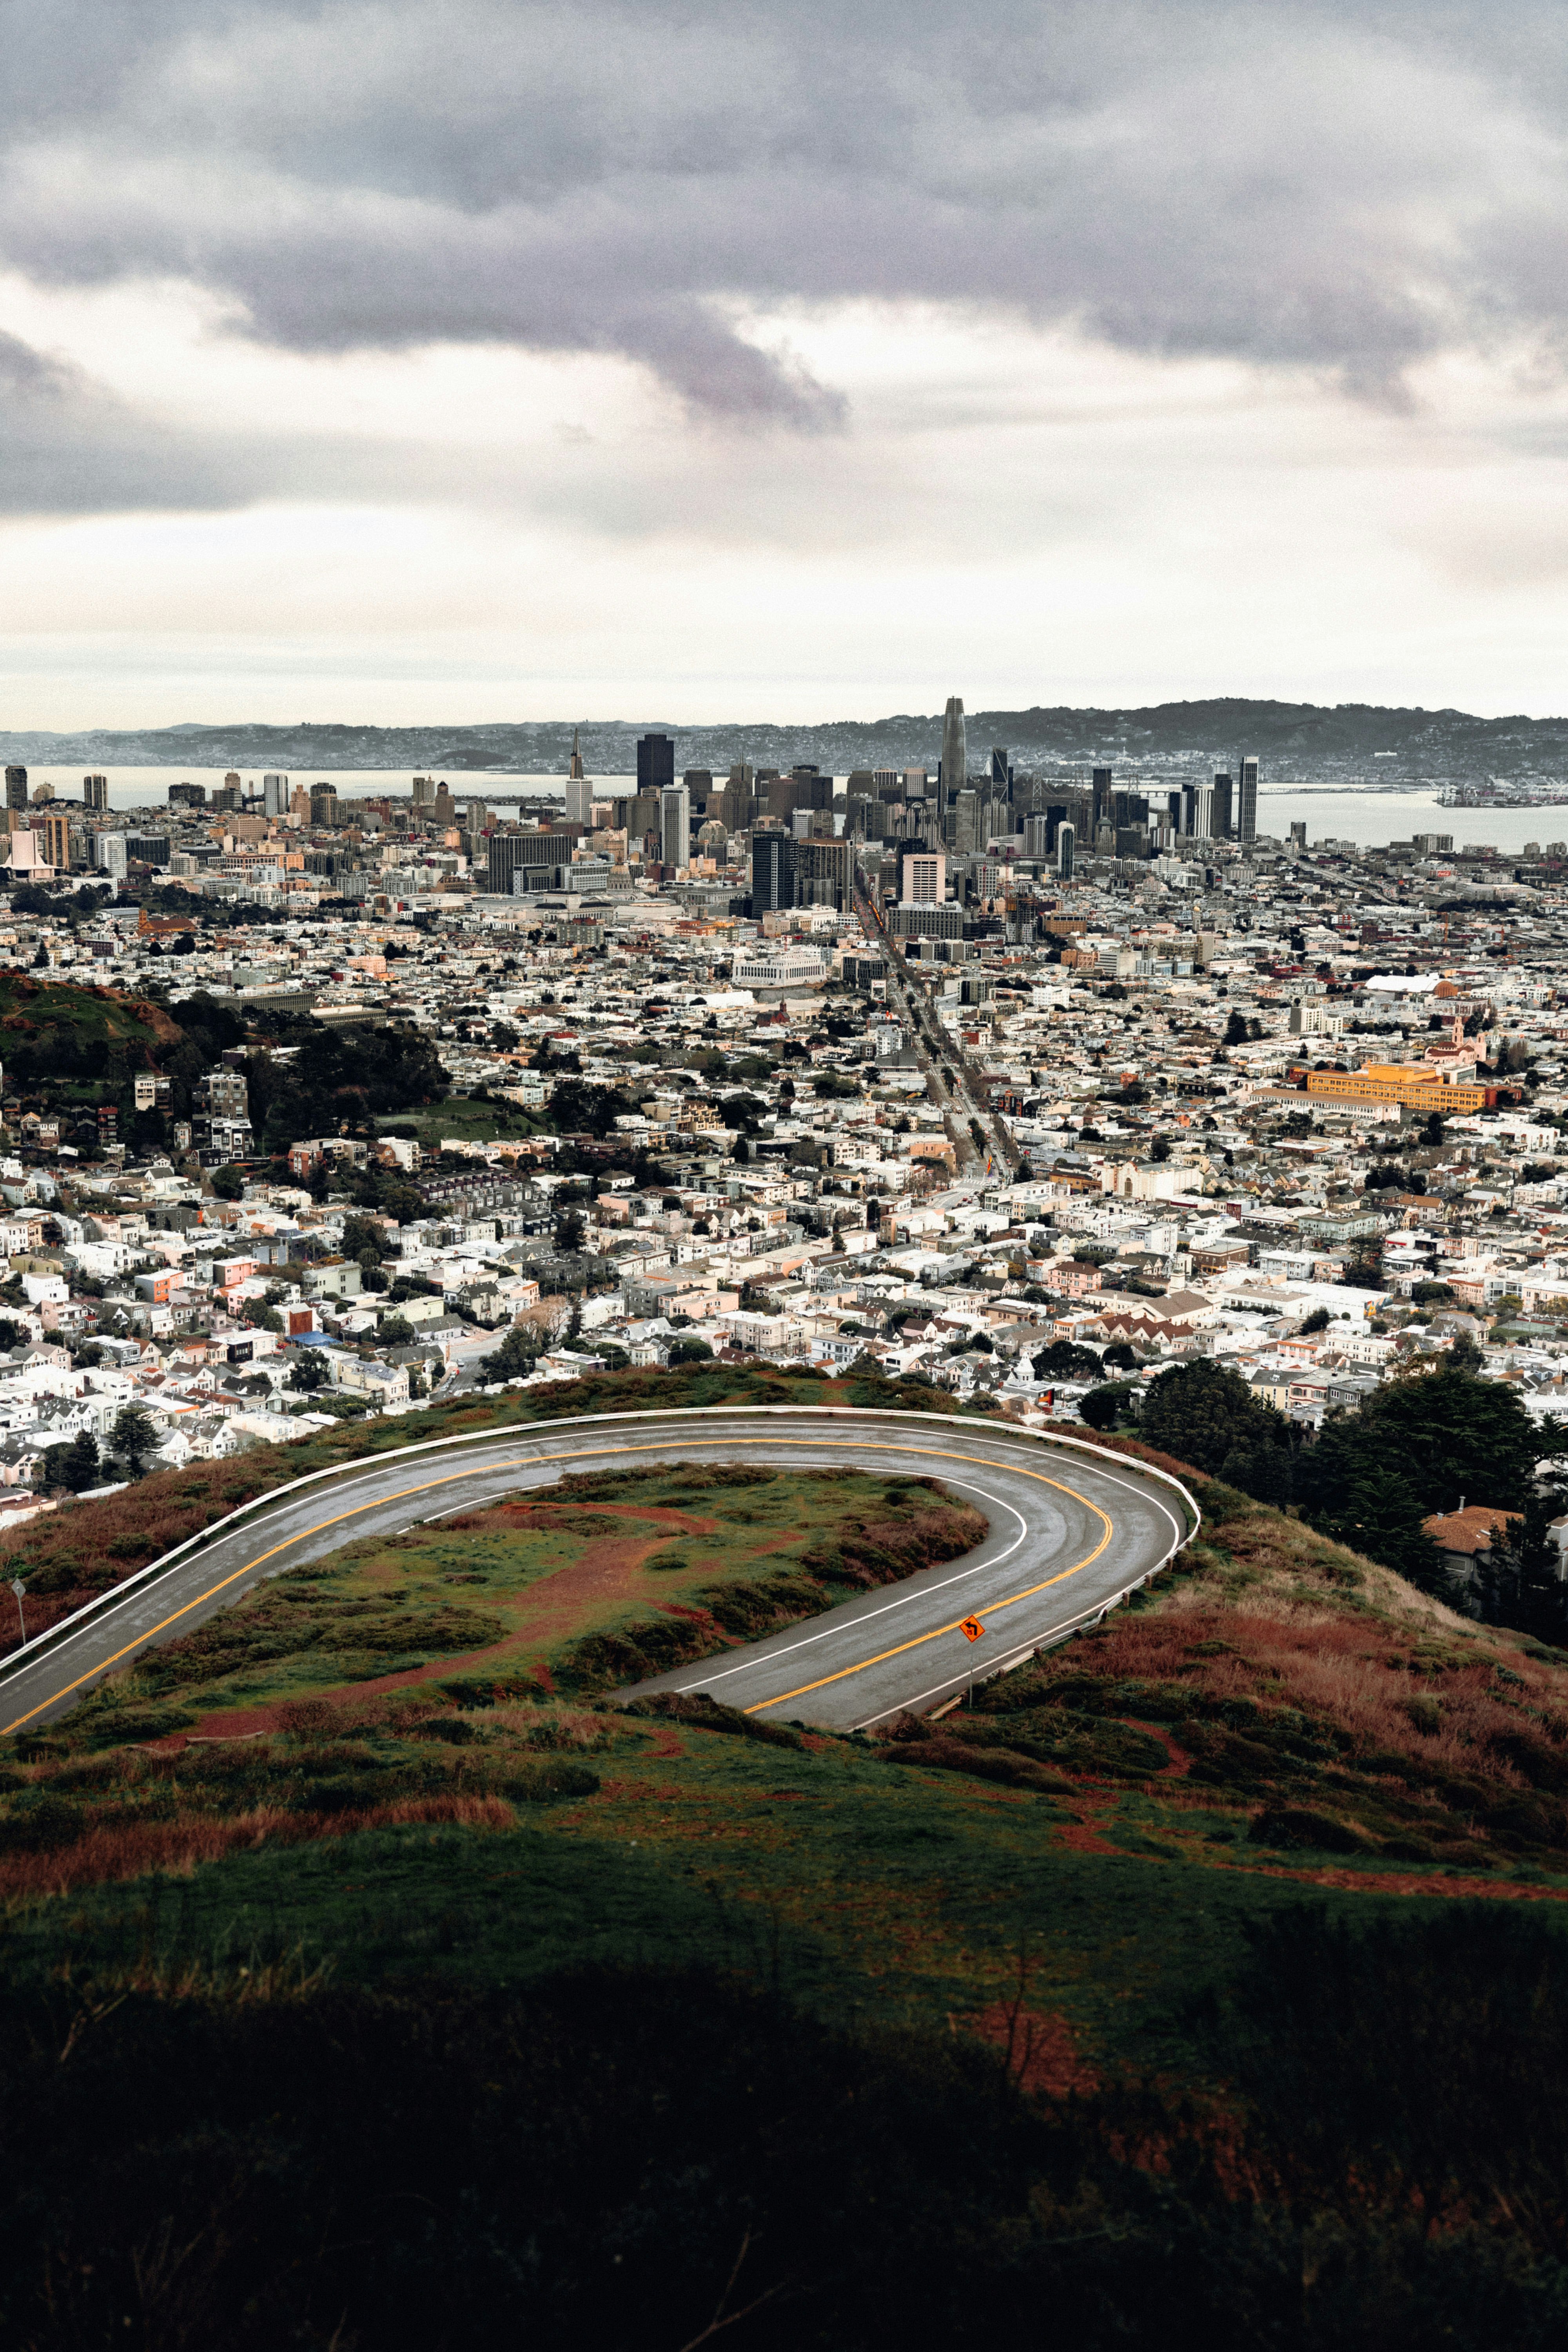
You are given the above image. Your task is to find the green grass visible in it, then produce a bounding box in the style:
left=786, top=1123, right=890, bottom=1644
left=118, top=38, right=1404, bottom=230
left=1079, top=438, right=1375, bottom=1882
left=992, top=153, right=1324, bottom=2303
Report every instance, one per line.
left=376, top=1098, right=550, bottom=1145
left=9, top=1434, right=1568, bottom=2100
left=50, top=1465, right=979, bottom=1736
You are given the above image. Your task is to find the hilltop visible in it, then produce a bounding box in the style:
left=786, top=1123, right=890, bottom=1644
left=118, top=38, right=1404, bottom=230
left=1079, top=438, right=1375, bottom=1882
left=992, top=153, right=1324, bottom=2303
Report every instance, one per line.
left=5, top=696, right=1568, bottom=779
left=2, top=1376, right=1568, bottom=2342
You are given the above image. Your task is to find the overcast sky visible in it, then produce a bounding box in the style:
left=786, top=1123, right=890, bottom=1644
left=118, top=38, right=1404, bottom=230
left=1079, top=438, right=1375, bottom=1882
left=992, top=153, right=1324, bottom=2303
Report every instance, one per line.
left=5, top=0, right=1568, bottom=728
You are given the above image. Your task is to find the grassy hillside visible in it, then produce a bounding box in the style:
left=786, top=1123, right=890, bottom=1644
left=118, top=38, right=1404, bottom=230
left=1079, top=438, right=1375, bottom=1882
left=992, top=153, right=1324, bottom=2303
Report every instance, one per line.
left=6, top=1402, right=1568, bottom=2344
left=0, top=1358, right=989, bottom=1656
left=0, top=970, right=179, bottom=1059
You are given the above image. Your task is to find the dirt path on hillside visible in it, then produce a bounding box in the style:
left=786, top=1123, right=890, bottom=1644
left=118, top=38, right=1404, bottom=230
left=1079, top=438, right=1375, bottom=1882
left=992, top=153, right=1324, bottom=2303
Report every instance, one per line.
left=192, top=1499, right=733, bottom=1736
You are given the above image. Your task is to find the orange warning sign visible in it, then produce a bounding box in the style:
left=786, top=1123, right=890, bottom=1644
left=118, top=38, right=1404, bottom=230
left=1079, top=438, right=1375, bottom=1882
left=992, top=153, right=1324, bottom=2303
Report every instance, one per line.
left=959, top=1615, right=984, bottom=1643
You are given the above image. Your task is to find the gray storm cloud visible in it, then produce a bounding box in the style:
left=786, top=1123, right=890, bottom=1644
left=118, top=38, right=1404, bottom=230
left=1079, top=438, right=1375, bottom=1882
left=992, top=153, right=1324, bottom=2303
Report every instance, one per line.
left=3, top=0, right=1568, bottom=433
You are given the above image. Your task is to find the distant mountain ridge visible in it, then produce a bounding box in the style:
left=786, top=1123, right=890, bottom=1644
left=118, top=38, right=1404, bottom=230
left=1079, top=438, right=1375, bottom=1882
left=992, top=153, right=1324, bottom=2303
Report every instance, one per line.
left=5, top=698, right=1568, bottom=779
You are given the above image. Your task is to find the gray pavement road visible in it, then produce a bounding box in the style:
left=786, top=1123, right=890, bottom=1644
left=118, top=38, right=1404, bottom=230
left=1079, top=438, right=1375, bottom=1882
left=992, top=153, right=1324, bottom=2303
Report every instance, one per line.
left=0, top=1409, right=1194, bottom=1739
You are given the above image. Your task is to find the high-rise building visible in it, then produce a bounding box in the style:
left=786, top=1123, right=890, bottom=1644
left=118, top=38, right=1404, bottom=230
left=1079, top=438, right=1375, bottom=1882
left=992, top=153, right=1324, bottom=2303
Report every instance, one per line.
left=4, top=767, right=26, bottom=811
left=796, top=838, right=853, bottom=908
left=989, top=748, right=1010, bottom=786
left=1022, top=815, right=1049, bottom=858
left=940, top=697, right=966, bottom=808
left=1057, top=823, right=1076, bottom=879
left=169, top=781, right=206, bottom=809
left=263, top=773, right=289, bottom=818
left=1237, top=755, right=1258, bottom=845
left=1289, top=820, right=1307, bottom=850
left=1211, top=772, right=1233, bottom=841
left=310, top=784, right=339, bottom=828
left=487, top=830, right=571, bottom=892
left=750, top=832, right=796, bottom=914
left=637, top=734, right=676, bottom=794
left=563, top=779, right=593, bottom=828
left=95, top=835, right=128, bottom=878
left=902, top=849, right=946, bottom=904
left=412, top=775, right=436, bottom=807
left=953, top=789, right=980, bottom=857
left=82, top=775, right=107, bottom=811
left=1091, top=767, right=1114, bottom=833
left=568, top=728, right=585, bottom=781
left=660, top=785, right=690, bottom=870
left=38, top=811, right=71, bottom=870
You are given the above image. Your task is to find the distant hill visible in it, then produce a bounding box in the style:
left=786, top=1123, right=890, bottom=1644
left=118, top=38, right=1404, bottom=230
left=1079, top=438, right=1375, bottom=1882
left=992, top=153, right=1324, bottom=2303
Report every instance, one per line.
left=5, top=698, right=1568, bottom=780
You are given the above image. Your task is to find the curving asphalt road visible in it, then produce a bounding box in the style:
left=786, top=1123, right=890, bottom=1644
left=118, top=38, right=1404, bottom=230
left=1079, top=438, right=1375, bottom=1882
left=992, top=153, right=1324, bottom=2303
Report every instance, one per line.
left=0, top=1409, right=1195, bottom=1739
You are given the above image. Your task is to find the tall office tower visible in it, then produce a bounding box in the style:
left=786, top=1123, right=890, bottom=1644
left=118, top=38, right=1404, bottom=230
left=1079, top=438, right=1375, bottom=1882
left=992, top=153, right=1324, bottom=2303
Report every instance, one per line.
left=310, top=783, right=338, bottom=828
left=465, top=800, right=489, bottom=836
left=796, top=837, right=853, bottom=908
left=1057, top=823, right=1076, bottom=879
left=168, top=781, right=207, bottom=809
left=563, top=778, right=593, bottom=828
left=940, top=697, right=966, bottom=808
left=1091, top=766, right=1114, bottom=837
left=902, top=849, right=946, bottom=903
left=660, top=784, right=690, bottom=870
left=95, top=834, right=128, bottom=878
left=1190, top=784, right=1215, bottom=839
left=38, top=811, right=71, bottom=870
left=637, top=733, right=676, bottom=794
left=82, top=775, right=108, bottom=811
left=411, top=775, right=436, bottom=807
left=1165, top=790, right=1183, bottom=832
left=568, top=728, right=585, bottom=781
left=989, top=747, right=1010, bottom=786
left=4, top=767, right=26, bottom=810
left=1210, top=771, right=1234, bottom=841
left=263, top=773, right=289, bottom=818
left=902, top=768, right=929, bottom=798
left=728, top=761, right=755, bottom=790
left=953, top=789, right=980, bottom=856
left=1289, top=820, right=1307, bottom=849
left=872, top=768, right=900, bottom=795
left=750, top=831, right=796, bottom=913
left=1022, top=815, right=1049, bottom=858
left=1237, top=755, right=1258, bottom=844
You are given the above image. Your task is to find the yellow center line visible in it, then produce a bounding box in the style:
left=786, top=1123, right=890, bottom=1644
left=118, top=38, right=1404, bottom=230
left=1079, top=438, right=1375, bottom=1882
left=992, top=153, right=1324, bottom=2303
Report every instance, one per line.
left=0, top=1435, right=1109, bottom=1738
left=739, top=1467, right=1112, bottom=1714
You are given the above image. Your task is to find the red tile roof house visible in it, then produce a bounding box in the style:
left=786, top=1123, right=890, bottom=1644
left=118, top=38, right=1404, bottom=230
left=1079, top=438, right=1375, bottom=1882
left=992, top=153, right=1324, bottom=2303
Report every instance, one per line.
left=1422, top=1502, right=1522, bottom=1574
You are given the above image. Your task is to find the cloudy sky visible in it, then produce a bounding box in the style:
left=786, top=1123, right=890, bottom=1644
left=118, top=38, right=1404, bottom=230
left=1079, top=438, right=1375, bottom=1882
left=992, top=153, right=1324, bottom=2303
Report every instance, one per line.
left=5, top=0, right=1568, bottom=726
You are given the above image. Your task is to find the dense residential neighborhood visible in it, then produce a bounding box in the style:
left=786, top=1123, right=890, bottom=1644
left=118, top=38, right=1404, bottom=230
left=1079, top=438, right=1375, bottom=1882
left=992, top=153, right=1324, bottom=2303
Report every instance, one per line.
left=0, top=743, right=1565, bottom=1569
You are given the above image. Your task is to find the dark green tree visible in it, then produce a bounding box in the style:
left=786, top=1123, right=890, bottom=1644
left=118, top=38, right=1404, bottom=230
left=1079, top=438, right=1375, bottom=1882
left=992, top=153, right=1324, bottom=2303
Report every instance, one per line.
left=40, top=1428, right=99, bottom=1494
left=108, top=1404, right=160, bottom=1479
left=668, top=1338, right=714, bottom=1365
left=1078, top=1381, right=1142, bottom=1432
left=1137, top=1359, right=1289, bottom=1476
left=1303, top=1360, right=1544, bottom=1523
left=210, top=1164, right=245, bottom=1201
left=481, top=1325, right=541, bottom=1380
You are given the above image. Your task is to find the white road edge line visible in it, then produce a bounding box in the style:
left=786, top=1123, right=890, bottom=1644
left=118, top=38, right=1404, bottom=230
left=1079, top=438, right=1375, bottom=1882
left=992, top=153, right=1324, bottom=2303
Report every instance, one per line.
left=664, top=1478, right=1029, bottom=1692
left=663, top=1461, right=1182, bottom=1703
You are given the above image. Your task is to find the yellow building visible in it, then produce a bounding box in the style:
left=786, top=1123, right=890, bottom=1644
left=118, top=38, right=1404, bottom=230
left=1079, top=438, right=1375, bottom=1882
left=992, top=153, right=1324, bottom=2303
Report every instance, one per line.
left=1292, top=1063, right=1499, bottom=1114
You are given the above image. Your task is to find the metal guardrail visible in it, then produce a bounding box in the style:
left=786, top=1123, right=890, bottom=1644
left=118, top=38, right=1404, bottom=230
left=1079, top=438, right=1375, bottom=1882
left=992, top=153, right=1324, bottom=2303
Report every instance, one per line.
left=0, top=1404, right=1200, bottom=1699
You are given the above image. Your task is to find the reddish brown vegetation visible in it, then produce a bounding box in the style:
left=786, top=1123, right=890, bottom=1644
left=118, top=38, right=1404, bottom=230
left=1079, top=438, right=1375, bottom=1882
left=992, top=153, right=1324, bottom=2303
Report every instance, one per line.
left=1064, top=1598, right=1568, bottom=1792
left=0, top=1790, right=512, bottom=1901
